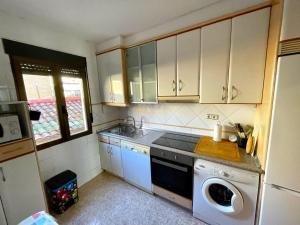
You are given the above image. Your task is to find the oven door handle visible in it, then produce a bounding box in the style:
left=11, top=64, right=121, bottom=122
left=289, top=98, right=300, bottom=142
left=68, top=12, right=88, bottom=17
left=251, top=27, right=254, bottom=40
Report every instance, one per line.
left=152, top=158, right=188, bottom=172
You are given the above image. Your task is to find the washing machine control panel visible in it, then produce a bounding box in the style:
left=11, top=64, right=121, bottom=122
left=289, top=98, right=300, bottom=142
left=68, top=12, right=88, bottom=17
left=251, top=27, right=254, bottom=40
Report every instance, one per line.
left=214, top=168, right=234, bottom=178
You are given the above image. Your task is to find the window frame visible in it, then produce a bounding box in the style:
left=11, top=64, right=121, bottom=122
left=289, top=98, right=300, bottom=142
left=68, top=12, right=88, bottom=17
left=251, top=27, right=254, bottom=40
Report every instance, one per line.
left=10, top=56, right=92, bottom=150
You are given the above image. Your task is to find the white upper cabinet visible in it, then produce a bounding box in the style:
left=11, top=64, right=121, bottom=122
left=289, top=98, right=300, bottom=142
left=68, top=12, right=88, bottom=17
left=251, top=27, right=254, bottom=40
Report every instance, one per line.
left=157, top=36, right=177, bottom=97
left=228, top=8, right=270, bottom=103
left=200, top=19, right=231, bottom=103
left=97, top=49, right=127, bottom=106
left=108, top=50, right=126, bottom=104
left=97, top=53, right=111, bottom=103
left=177, top=29, right=200, bottom=96
left=280, top=0, right=300, bottom=41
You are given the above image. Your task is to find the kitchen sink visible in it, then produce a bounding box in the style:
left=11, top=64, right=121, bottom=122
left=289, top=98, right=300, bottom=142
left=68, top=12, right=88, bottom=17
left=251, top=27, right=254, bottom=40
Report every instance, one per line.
left=106, top=124, right=150, bottom=138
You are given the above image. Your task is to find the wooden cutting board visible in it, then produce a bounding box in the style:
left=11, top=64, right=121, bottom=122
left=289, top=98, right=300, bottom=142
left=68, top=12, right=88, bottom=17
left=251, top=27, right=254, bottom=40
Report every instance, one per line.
left=194, top=136, right=241, bottom=162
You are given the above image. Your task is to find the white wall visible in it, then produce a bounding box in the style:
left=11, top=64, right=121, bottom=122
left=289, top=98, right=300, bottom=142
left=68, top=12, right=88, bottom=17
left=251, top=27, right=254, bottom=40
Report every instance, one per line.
left=0, top=11, right=122, bottom=187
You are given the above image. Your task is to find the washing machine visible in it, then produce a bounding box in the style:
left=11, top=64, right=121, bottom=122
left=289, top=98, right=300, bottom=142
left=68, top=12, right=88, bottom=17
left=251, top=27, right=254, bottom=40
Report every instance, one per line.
left=193, top=159, right=259, bottom=225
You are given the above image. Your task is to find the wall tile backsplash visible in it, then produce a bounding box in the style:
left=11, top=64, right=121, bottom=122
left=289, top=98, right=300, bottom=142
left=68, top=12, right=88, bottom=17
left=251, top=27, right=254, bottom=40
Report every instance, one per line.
left=123, top=103, right=256, bottom=137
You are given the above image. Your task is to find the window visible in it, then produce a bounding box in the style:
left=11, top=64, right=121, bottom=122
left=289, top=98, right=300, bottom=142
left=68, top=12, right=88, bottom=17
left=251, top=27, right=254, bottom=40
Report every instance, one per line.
left=11, top=57, right=92, bottom=150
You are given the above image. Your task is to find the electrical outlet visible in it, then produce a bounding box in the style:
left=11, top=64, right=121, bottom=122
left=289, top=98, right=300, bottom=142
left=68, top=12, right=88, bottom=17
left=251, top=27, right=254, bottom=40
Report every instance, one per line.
left=206, top=114, right=219, bottom=120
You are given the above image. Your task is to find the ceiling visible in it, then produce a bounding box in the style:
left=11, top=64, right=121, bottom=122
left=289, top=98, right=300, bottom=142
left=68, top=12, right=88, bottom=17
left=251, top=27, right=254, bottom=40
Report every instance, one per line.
left=0, top=0, right=222, bottom=43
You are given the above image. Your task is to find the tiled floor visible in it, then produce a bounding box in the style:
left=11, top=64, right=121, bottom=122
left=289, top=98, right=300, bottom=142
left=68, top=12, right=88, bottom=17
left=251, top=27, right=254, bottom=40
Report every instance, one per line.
left=56, top=172, right=207, bottom=225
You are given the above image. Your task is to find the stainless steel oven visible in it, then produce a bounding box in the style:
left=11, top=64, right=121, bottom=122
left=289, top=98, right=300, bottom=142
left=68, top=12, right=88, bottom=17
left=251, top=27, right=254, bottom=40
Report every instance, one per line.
left=150, top=147, right=194, bottom=208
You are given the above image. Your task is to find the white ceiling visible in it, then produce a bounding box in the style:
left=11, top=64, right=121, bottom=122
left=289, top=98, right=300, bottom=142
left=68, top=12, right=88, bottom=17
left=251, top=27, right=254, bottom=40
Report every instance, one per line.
left=0, top=0, right=222, bottom=43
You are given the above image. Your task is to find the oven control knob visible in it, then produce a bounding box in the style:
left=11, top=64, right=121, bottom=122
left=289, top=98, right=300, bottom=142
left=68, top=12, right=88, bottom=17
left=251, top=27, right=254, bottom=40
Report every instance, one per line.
left=219, top=170, right=229, bottom=177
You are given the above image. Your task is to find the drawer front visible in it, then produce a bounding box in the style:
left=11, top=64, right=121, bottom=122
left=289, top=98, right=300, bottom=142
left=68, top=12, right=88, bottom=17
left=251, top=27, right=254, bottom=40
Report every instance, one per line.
left=0, top=139, right=35, bottom=162
left=98, top=135, right=109, bottom=144
left=109, top=137, right=121, bottom=147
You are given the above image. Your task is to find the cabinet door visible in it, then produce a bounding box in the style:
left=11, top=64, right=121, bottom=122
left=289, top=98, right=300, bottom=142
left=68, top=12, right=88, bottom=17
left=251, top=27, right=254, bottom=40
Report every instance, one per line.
left=0, top=196, right=7, bottom=225
left=177, top=29, right=200, bottom=96
left=107, top=49, right=126, bottom=104
left=110, top=145, right=123, bottom=177
left=140, top=42, right=157, bottom=103
left=200, top=20, right=231, bottom=103
left=0, top=153, right=46, bottom=225
left=157, top=36, right=177, bottom=96
left=97, top=54, right=112, bottom=103
left=280, top=0, right=300, bottom=41
left=99, top=142, right=112, bottom=172
left=228, top=8, right=270, bottom=103
left=126, top=47, right=142, bottom=103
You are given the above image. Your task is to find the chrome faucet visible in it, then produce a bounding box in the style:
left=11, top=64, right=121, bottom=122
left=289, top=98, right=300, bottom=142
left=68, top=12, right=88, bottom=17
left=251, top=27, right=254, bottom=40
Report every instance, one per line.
left=126, top=116, right=136, bottom=128
left=139, top=116, right=144, bottom=129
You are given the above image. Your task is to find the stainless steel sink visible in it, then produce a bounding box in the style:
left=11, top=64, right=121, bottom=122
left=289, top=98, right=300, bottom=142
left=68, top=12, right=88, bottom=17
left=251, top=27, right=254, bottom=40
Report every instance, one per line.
left=106, top=124, right=149, bottom=138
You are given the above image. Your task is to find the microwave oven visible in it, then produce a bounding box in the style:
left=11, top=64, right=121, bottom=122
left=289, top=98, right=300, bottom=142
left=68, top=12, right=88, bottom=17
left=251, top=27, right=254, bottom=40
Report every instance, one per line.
left=0, top=114, right=22, bottom=144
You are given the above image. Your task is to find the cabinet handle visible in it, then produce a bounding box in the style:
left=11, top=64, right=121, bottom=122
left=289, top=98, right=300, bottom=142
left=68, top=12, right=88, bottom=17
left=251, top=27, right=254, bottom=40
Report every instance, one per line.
left=231, top=85, right=238, bottom=100
left=222, top=86, right=227, bottom=101
left=172, top=80, right=176, bottom=92
left=0, top=167, right=6, bottom=182
left=179, top=80, right=183, bottom=91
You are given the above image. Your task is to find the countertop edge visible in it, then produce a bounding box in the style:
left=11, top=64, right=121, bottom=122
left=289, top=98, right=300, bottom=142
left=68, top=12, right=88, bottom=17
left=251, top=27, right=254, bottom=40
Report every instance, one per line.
left=97, top=130, right=264, bottom=174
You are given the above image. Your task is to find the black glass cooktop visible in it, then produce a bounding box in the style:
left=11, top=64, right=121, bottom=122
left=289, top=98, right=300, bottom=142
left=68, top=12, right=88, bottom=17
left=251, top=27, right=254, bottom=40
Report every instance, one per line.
left=152, top=133, right=200, bottom=152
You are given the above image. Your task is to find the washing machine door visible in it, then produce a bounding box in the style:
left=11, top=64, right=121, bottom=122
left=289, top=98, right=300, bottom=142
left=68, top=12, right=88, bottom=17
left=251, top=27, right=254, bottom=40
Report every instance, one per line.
left=202, top=178, right=243, bottom=215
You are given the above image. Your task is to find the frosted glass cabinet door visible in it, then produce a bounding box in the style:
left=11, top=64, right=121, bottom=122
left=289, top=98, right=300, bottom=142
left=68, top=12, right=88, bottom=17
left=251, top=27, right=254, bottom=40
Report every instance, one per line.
left=126, top=47, right=142, bottom=103
left=140, top=42, right=157, bottom=103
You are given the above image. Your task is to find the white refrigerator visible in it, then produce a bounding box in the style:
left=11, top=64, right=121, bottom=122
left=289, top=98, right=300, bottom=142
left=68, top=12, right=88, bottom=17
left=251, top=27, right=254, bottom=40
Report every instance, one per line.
left=259, top=53, right=300, bottom=225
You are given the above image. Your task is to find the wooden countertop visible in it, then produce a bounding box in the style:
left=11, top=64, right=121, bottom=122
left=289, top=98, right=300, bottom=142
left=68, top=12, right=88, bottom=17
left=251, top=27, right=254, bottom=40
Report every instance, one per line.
left=194, top=136, right=241, bottom=162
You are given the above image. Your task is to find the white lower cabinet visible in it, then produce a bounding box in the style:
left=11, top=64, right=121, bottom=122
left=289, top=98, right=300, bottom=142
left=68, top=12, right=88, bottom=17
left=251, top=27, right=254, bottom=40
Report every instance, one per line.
left=99, top=137, right=152, bottom=192
left=110, top=145, right=124, bottom=178
left=99, top=141, right=123, bottom=178
left=99, top=142, right=112, bottom=172
left=121, top=141, right=152, bottom=192
left=0, top=153, right=46, bottom=225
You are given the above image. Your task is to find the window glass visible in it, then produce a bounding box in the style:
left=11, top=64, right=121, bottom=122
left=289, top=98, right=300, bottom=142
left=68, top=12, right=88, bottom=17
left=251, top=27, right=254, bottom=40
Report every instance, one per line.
left=62, top=76, right=87, bottom=135
left=23, top=74, right=61, bottom=145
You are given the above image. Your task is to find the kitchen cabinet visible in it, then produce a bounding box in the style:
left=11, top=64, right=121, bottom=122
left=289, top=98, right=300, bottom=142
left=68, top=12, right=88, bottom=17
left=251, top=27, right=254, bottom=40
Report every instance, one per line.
left=200, top=19, right=231, bottom=103
left=99, top=138, right=123, bottom=177
left=280, top=0, right=300, bottom=41
left=99, top=141, right=112, bottom=172
left=96, top=49, right=128, bottom=106
left=0, top=197, right=7, bottom=225
left=126, top=42, right=157, bottom=103
left=177, top=29, right=200, bottom=96
left=228, top=8, right=270, bottom=103
left=110, top=145, right=123, bottom=177
left=121, top=141, right=152, bottom=192
left=157, top=36, right=177, bottom=96
left=0, top=153, right=46, bottom=225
